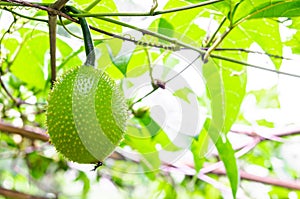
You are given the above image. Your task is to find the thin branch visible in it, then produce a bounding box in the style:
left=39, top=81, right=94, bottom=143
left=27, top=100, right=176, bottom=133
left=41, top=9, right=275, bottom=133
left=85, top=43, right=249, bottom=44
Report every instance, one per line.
left=0, top=121, right=49, bottom=141
left=209, top=48, right=292, bottom=60
left=211, top=168, right=300, bottom=190
left=0, top=73, right=19, bottom=104
left=50, top=0, right=69, bottom=10
left=0, top=186, right=51, bottom=199
left=155, top=0, right=223, bottom=15
left=231, top=125, right=300, bottom=139
left=203, top=27, right=232, bottom=62
left=0, top=10, right=17, bottom=59
left=211, top=54, right=300, bottom=79
left=95, top=17, right=203, bottom=54
left=205, top=16, right=226, bottom=47
left=84, top=0, right=101, bottom=12
left=1, top=0, right=76, bottom=22
left=165, top=53, right=202, bottom=83
left=68, top=0, right=223, bottom=17
left=144, top=48, right=155, bottom=86
left=129, top=87, right=158, bottom=109
left=2, top=7, right=48, bottom=22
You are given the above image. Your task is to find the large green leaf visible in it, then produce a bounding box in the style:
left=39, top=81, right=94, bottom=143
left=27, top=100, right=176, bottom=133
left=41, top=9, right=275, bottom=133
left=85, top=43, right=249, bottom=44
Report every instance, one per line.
left=10, top=29, right=48, bottom=90
left=212, top=27, right=248, bottom=134
left=202, top=59, right=239, bottom=198
left=233, top=0, right=300, bottom=23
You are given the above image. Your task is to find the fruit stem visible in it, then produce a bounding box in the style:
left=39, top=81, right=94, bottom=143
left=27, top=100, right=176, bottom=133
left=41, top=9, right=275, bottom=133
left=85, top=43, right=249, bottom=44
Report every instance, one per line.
left=66, top=6, right=95, bottom=67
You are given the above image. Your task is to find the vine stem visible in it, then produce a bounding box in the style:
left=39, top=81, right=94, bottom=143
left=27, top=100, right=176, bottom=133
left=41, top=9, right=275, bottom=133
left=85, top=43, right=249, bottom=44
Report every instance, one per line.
left=207, top=48, right=291, bottom=60
left=165, top=53, right=202, bottom=83
left=0, top=0, right=76, bottom=22
left=0, top=12, right=17, bottom=64
left=96, top=17, right=205, bottom=54
left=205, top=16, right=226, bottom=47
left=203, top=27, right=232, bottom=62
left=84, top=0, right=101, bottom=12
left=211, top=54, right=300, bottom=79
left=67, top=6, right=95, bottom=67
left=129, top=87, right=158, bottom=110
left=3, top=7, right=48, bottom=22
left=68, top=0, right=224, bottom=17
left=144, top=48, right=155, bottom=86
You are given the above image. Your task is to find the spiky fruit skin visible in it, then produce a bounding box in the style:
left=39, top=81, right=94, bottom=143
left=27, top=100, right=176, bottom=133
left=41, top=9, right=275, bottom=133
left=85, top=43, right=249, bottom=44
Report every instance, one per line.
left=47, top=66, right=127, bottom=163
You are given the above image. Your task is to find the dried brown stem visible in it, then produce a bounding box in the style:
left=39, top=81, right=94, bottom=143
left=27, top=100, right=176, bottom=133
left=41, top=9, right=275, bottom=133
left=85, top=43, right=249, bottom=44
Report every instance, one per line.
left=0, top=186, right=51, bottom=199
left=0, top=121, right=49, bottom=141
left=48, top=0, right=69, bottom=86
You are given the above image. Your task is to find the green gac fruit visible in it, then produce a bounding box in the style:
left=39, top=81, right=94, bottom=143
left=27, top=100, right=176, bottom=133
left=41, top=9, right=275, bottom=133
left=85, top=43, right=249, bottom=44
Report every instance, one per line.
left=47, top=66, right=128, bottom=164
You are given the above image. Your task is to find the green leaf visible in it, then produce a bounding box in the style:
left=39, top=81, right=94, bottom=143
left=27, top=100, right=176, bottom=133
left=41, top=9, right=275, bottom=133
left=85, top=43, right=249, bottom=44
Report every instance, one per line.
left=202, top=59, right=239, bottom=198
left=285, top=19, right=300, bottom=54
left=157, top=180, right=177, bottom=199
left=183, top=0, right=232, bottom=19
left=56, top=38, right=83, bottom=70
left=215, top=135, right=239, bottom=198
left=26, top=152, right=52, bottom=179
left=158, top=18, right=174, bottom=43
left=249, top=85, right=280, bottom=109
left=213, top=23, right=252, bottom=134
left=173, top=87, right=193, bottom=103
left=239, top=19, right=282, bottom=69
left=75, top=171, right=90, bottom=198
left=191, top=119, right=210, bottom=172
left=106, top=39, right=133, bottom=76
left=256, top=119, right=274, bottom=128
left=233, top=0, right=300, bottom=23
left=87, top=1, right=122, bottom=36
left=10, top=29, right=48, bottom=90
left=150, top=0, right=206, bottom=46
left=286, top=30, right=300, bottom=54
left=139, top=114, right=181, bottom=152
left=126, top=49, right=152, bottom=77
left=125, top=113, right=180, bottom=173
